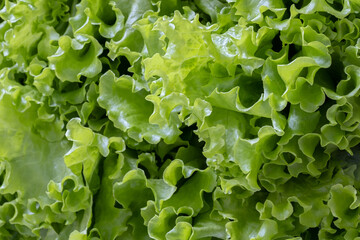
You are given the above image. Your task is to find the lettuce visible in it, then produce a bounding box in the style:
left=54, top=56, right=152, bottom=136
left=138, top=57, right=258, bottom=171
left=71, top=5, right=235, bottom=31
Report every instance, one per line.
left=1, top=0, right=360, bottom=239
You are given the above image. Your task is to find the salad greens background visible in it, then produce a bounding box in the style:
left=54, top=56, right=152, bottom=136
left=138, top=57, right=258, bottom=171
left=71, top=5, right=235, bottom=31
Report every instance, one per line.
left=1, top=0, right=360, bottom=239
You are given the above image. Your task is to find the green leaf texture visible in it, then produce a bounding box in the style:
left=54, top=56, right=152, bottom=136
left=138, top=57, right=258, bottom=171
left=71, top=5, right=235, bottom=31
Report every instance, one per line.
left=1, top=0, right=360, bottom=239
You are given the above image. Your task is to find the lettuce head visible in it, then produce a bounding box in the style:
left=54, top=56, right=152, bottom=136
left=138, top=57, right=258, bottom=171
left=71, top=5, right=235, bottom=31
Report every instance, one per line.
left=1, top=0, right=360, bottom=239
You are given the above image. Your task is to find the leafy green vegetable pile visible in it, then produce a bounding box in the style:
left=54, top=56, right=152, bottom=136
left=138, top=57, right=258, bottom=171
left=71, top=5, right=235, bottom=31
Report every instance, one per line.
left=1, top=0, right=360, bottom=239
